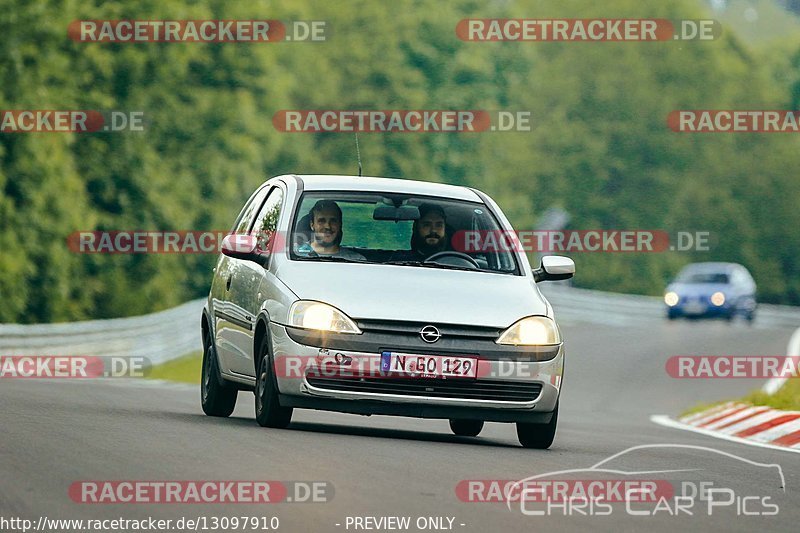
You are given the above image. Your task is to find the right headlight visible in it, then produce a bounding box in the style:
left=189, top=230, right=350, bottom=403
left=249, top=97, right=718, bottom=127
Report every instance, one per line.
left=288, top=301, right=362, bottom=334
left=664, top=292, right=679, bottom=307
left=496, top=316, right=561, bottom=346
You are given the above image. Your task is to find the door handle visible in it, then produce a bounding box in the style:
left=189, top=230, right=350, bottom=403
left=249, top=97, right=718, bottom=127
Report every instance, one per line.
left=226, top=275, right=232, bottom=291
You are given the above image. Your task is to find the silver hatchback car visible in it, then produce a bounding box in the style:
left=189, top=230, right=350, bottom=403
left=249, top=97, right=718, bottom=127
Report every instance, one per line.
left=201, top=175, right=574, bottom=448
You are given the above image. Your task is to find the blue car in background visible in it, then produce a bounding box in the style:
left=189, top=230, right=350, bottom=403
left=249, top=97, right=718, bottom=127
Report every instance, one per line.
left=664, top=262, right=757, bottom=322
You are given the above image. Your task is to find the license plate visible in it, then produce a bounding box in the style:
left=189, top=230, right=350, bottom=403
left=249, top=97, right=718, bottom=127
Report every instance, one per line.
left=684, top=302, right=707, bottom=314
left=380, top=352, right=477, bottom=379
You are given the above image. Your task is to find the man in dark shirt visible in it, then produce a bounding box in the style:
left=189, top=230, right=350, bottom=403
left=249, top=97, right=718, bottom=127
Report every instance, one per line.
left=391, top=203, right=449, bottom=261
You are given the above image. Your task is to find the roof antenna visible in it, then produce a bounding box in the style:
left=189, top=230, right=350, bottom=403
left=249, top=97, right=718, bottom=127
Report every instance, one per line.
left=355, top=132, right=362, bottom=177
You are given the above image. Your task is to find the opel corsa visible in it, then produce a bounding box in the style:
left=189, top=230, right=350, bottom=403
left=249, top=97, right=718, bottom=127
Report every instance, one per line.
left=200, top=175, right=574, bottom=448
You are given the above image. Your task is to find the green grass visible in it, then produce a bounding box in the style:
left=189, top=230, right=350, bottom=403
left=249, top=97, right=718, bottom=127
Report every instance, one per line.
left=681, top=379, right=800, bottom=418
left=146, top=351, right=202, bottom=384
left=680, top=400, right=733, bottom=418
left=743, top=379, right=800, bottom=411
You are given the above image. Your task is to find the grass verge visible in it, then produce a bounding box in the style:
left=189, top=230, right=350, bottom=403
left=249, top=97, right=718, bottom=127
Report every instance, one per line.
left=146, top=351, right=202, bottom=384
left=681, top=379, right=800, bottom=418
left=742, top=379, right=800, bottom=411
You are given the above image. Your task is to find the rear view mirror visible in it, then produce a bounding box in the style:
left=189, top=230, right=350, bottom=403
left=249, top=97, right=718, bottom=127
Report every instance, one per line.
left=373, top=204, right=419, bottom=221
left=533, top=255, right=575, bottom=282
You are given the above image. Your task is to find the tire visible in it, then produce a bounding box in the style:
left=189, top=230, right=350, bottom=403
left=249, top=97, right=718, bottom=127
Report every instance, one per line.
left=449, top=419, right=484, bottom=437
left=516, top=403, right=558, bottom=449
left=255, top=336, right=293, bottom=428
left=201, top=328, right=237, bottom=417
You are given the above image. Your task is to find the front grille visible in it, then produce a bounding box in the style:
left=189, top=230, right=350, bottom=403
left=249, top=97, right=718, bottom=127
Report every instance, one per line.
left=355, top=319, right=501, bottom=340
left=305, top=375, right=542, bottom=402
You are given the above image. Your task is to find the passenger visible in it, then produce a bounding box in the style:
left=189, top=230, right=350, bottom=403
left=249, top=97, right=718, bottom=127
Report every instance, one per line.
left=297, top=200, right=366, bottom=261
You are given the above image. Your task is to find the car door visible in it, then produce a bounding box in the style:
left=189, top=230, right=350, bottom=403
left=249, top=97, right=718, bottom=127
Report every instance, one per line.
left=223, top=185, right=286, bottom=377
left=733, top=266, right=757, bottom=311
left=213, top=185, right=271, bottom=375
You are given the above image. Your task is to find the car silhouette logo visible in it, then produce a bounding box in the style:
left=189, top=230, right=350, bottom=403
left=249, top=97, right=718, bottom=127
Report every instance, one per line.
left=420, top=325, right=441, bottom=343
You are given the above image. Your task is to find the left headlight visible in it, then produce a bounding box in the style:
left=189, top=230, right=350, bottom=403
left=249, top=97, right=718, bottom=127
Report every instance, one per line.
left=496, top=316, right=561, bottom=346
left=288, top=301, right=362, bottom=334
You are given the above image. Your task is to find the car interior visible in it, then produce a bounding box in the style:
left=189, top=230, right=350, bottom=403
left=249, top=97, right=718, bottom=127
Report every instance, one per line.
left=289, top=196, right=510, bottom=271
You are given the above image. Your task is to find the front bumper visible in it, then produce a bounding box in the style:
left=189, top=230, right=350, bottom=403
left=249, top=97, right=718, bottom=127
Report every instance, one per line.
left=668, top=302, right=732, bottom=318
left=268, top=322, right=562, bottom=423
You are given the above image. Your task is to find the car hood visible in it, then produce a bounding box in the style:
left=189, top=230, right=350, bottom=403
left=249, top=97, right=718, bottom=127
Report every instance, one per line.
left=667, top=282, right=732, bottom=296
left=275, top=262, right=547, bottom=328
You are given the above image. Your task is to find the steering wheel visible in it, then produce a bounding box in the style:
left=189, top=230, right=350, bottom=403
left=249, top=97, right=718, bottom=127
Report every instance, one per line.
left=425, top=251, right=481, bottom=269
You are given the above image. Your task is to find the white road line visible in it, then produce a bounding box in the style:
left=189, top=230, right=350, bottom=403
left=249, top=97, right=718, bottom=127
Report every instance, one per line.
left=650, top=415, right=800, bottom=455
left=762, top=325, right=800, bottom=395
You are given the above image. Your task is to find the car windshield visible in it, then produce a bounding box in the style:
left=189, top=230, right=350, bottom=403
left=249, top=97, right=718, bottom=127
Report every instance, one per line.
left=289, top=191, right=518, bottom=274
left=676, top=271, right=730, bottom=284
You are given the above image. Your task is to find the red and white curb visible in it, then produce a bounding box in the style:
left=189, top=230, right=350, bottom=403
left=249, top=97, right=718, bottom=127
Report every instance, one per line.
left=651, top=402, right=800, bottom=454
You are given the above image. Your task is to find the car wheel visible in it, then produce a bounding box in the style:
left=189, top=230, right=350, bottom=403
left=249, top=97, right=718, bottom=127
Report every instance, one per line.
left=255, top=336, right=293, bottom=428
left=516, top=403, right=558, bottom=449
left=449, top=419, right=484, bottom=437
left=201, top=328, right=237, bottom=417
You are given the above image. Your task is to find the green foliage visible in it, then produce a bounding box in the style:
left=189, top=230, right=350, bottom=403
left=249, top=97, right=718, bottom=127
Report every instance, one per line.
left=744, top=379, right=800, bottom=411
left=1, top=0, right=800, bottom=322
left=146, top=351, right=202, bottom=384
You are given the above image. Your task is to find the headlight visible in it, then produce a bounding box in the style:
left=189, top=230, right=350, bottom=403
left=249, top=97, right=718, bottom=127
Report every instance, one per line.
left=496, top=316, right=560, bottom=346
left=288, top=301, right=362, bottom=334
left=710, top=292, right=725, bottom=306
left=664, top=292, right=679, bottom=307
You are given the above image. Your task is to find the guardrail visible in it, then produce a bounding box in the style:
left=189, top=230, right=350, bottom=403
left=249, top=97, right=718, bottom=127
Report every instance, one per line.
left=0, top=299, right=205, bottom=365
left=1, top=287, right=798, bottom=368
left=540, top=284, right=800, bottom=330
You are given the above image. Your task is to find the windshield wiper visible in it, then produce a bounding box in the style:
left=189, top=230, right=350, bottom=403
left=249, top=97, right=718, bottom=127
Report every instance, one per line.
left=385, top=259, right=514, bottom=274
left=384, top=259, right=477, bottom=272
left=384, top=260, right=424, bottom=266
left=294, top=255, right=366, bottom=263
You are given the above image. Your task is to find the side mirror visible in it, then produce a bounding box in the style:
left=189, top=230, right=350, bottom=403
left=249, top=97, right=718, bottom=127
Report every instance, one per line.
left=220, top=234, right=267, bottom=265
left=533, top=255, right=575, bottom=283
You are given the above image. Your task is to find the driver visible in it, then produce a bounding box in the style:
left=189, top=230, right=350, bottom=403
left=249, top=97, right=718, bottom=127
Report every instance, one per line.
left=392, top=203, right=449, bottom=261
left=296, top=200, right=365, bottom=260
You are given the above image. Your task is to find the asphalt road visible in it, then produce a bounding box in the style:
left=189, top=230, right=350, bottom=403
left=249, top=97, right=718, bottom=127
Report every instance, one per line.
left=2, top=318, right=799, bottom=532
